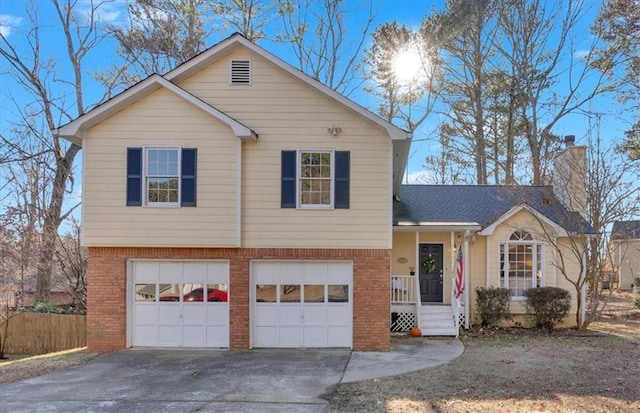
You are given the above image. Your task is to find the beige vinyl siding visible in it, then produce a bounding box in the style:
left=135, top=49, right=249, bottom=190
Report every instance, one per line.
left=83, top=87, right=239, bottom=247
left=613, top=240, right=640, bottom=289
left=179, top=50, right=391, bottom=248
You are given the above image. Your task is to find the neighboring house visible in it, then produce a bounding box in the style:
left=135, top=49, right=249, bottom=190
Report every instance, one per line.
left=55, top=33, right=592, bottom=352
left=611, top=220, right=640, bottom=290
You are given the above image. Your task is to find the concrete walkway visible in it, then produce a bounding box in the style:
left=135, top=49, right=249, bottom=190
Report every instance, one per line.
left=342, top=337, right=464, bottom=383
left=1, top=338, right=463, bottom=412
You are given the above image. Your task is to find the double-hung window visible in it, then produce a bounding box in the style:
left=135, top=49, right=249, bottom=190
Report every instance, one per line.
left=126, top=147, right=197, bottom=207
left=299, top=151, right=333, bottom=207
left=499, top=230, right=544, bottom=298
left=281, top=150, right=350, bottom=209
left=146, top=148, right=180, bottom=205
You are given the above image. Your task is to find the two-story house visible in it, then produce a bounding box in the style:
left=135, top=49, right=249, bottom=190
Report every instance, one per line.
left=56, top=34, right=592, bottom=352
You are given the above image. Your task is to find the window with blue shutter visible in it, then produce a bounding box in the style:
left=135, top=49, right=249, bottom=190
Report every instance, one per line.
left=281, top=151, right=296, bottom=208
left=334, top=151, right=350, bottom=209
left=181, top=148, right=197, bottom=207
left=126, top=147, right=197, bottom=207
left=126, top=148, right=142, bottom=206
left=280, top=150, right=350, bottom=209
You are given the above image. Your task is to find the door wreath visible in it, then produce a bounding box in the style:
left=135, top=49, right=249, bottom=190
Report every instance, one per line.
left=422, top=256, right=438, bottom=274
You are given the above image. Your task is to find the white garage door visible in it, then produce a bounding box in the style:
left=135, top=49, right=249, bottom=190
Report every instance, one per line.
left=130, top=260, right=229, bottom=348
left=251, top=261, right=352, bottom=348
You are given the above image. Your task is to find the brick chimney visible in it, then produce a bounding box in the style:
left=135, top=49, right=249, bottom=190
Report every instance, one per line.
left=553, top=135, right=587, bottom=219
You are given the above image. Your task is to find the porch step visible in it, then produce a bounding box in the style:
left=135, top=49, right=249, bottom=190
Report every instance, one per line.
left=419, top=305, right=458, bottom=336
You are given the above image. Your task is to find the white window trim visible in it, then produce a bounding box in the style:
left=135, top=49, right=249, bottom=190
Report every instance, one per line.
left=144, top=146, right=181, bottom=208
left=296, top=149, right=335, bottom=209
left=500, top=230, right=546, bottom=299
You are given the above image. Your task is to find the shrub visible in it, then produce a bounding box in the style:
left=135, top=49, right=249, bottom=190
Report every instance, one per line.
left=475, top=287, right=512, bottom=327
left=635, top=297, right=640, bottom=310
left=524, top=287, right=571, bottom=331
left=33, top=301, right=54, bottom=313
left=633, top=277, right=640, bottom=288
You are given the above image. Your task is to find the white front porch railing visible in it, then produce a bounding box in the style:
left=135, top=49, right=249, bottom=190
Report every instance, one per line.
left=390, top=275, right=416, bottom=304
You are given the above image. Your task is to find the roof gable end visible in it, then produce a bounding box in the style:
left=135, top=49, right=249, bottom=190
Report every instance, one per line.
left=53, top=74, right=257, bottom=145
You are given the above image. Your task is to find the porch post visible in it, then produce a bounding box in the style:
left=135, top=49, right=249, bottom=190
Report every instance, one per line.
left=414, top=231, right=421, bottom=329
left=464, top=230, right=470, bottom=328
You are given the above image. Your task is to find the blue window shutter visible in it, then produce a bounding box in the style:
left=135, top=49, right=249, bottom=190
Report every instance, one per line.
left=281, top=151, right=296, bottom=208
left=181, top=148, right=197, bottom=207
left=126, top=148, right=142, bottom=206
left=335, top=151, right=350, bottom=209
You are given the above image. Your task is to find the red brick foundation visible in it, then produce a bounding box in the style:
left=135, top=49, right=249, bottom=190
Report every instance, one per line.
left=86, top=247, right=390, bottom=352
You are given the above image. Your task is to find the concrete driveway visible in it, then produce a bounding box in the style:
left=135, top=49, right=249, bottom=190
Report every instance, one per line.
left=1, top=349, right=351, bottom=413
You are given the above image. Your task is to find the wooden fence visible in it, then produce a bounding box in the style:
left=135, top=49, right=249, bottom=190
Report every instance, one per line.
left=3, top=312, right=86, bottom=355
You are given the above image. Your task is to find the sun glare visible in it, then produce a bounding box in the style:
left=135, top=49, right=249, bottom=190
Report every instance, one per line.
left=392, top=47, right=423, bottom=83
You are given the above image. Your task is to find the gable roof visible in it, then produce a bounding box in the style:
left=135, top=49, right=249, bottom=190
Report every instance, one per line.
left=53, top=75, right=258, bottom=145
left=394, top=185, right=594, bottom=234
left=611, top=220, right=640, bottom=240
left=53, top=33, right=410, bottom=195
left=163, top=33, right=411, bottom=195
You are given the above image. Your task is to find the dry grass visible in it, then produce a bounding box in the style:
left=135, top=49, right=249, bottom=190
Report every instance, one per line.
left=0, top=348, right=97, bottom=384
left=327, top=291, right=640, bottom=413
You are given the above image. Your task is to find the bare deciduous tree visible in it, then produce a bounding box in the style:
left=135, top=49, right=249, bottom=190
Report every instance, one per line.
left=532, top=135, right=640, bottom=328
left=1, top=0, right=113, bottom=303
left=278, top=0, right=374, bottom=96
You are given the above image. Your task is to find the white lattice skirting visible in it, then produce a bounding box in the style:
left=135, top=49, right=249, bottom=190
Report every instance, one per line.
left=391, top=311, right=416, bottom=332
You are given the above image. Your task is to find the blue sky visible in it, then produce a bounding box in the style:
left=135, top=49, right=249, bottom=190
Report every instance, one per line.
left=0, top=0, right=631, bottom=217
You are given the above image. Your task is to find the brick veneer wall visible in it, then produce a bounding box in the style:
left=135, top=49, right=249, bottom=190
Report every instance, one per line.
left=87, top=247, right=391, bottom=352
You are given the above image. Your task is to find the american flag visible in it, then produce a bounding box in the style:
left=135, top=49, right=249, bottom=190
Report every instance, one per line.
left=454, top=246, right=464, bottom=299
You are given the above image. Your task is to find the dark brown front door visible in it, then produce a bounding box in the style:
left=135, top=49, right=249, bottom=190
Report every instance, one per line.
left=419, top=244, right=444, bottom=303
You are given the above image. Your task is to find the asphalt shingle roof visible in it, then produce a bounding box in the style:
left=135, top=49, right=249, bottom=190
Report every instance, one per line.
left=611, top=220, right=640, bottom=240
left=394, top=185, right=593, bottom=233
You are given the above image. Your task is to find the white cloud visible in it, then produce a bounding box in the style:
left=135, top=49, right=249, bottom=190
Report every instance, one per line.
left=77, top=0, right=126, bottom=25
left=405, top=170, right=432, bottom=184
left=573, top=49, right=591, bottom=61
left=0, top=14, right=23, bottom=37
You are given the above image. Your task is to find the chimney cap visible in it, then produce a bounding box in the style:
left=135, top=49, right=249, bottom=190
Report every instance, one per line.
left=564, top=135, right=575, bottom=146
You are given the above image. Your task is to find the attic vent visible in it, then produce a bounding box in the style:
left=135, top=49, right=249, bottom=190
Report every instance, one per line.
left=230, top=60, right=251, bottom=85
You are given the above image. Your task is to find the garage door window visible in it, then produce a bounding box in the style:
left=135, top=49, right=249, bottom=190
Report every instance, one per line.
left=304, top=285, right=324, bottom=302
left=280, top=285, right=300, bottom=302
left=135, top=284, right=156, bottom=301
left=328, top=285, right=349, bottom=302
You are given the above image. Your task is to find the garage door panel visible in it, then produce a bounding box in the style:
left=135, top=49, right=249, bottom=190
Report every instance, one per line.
left=279, top=326, right=302, bottom=346
left=304, top=306, right=326, bottom=323
left=254, top=305, right=277, bottom=324
left=134, top=305, right=157, bottom=324
left=134, top=262, right=159, bottom=283
left=134, top=326, right=157, bottom=346
left=158, top=304, right=182, bottom=323
left=303, top=326, right=326, bottom=346
left=183, top=262, right=207, bottom=283
left=303, top=264, right=326, bottom=283
left=254, top=327, right=277, bottom=346
left=254, top=262, right=279, bottom=284
left=327, top=305, right=350, bottom=325
left=183, top=326, right=205, bottom=346
left=206, top=326, right=228, bottom=347
left=252, top=261, right=352, bottom=348
left=182, top=305, right=205, bottom=325
left=279, top=305, right=301, bottom=324
left=159, top=262, right=182, bottom=283
left=131, top=260, right=229, bottom=348
left=328, top=327, right=351, bottom=346
left=158, top=326, right=182, bottom=346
